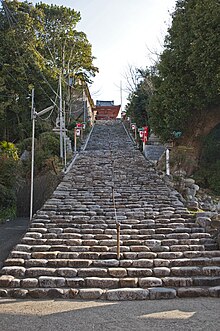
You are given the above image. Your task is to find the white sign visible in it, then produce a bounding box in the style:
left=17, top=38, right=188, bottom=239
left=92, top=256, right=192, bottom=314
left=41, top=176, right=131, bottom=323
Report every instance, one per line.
left=139, top=130, right=144, bottom=138
left=76, top=128, right=81, bottom=136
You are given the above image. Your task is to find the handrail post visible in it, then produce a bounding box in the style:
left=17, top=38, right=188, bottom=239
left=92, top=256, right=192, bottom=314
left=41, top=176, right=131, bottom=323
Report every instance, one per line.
left=116, top=222, right=120, bottom=260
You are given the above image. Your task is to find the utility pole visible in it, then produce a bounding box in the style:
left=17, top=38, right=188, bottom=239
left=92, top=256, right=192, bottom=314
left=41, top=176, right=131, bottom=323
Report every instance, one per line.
left=83, top=86, right=87, bottom=123
left=166, top=148, right=170, bottom=176
left=59, top=73, right=63, bottom=160
left=63, top=100, right=67, bottom=169
left=30, top=88, right=35, bottom=221
left=29, top=91, right=54, bottom=220
left=120, top=80, right=123, bottom=114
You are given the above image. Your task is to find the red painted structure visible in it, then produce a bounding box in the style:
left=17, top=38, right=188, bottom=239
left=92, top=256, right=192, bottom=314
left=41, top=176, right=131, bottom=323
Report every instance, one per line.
left=95, top=101, right=121, bottom=120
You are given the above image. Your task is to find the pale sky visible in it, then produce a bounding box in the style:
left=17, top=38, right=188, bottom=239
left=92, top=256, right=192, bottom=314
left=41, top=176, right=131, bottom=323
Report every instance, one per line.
left=33, top=0, right=177, bottom=110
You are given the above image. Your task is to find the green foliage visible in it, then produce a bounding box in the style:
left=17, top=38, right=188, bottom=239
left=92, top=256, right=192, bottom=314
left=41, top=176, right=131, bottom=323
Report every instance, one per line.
left=195, top=161, right=220, bottom=195
left=194, top=124, right=220, bottom=194
left=126, top=83, right=149, bottom=127
left=200, top=124, right=220, bottom=165
left=36, top=3, right=98, bottom=82
left=0, top=140, right=18, bottom=159
left=149, top=0, right=220, bottom=140
left=18, top=132, right=61, bottom=176
left=0, top=1, right=98, bottom=142
left=67, top=120, right=77, bottom=130
left=0, top=0, right=46, bottom=141
left=38, top=132, right=60, bottom=157
left=0, top=142, right=19, bottom=220
left=0, top=206, right=16, bottom=223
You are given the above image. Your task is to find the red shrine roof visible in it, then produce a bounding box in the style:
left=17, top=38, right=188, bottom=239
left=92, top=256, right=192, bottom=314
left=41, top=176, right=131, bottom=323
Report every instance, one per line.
left=95, top=105, right=121, bottom=120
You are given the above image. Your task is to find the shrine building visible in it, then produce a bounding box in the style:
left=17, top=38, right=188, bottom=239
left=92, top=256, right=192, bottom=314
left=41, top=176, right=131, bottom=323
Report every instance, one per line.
left=95, top=100, right=121, bottom=120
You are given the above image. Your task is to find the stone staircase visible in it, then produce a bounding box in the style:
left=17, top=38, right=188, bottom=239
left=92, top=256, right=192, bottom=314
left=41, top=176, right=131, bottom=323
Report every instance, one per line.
left=0, top=120, right=220, bottom=300
left=144, top=133, right=165, bottom=164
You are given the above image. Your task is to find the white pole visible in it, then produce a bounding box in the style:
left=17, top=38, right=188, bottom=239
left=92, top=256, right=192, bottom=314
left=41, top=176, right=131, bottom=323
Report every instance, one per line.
left=120, top=80, right=123, bottom=117
left=74, top=128, right=77, bottom=153
left=166, top=148, right=170, bottom=176
left=30, top=88, right=35, bottom=220
left=134, top=126, right=137, bottom=141
left=59, top=73, right=63, bottom=160
left=83, top=87, right=87, bottom=123
left=63, top=100, right=67, bottom=168
left=30, top=97, right=54, bottom=220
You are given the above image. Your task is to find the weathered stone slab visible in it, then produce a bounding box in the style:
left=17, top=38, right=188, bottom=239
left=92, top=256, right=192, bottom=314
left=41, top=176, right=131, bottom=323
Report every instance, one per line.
left=170, top=245, right=189, bottom=252
left=0, top=289, right=8, bottom=297
left=85, top=277, right=119, bottom=289
left=25, top=259, right=48, bottom=267
left=193, top=277, right=220, bottom=287
left=7, top=289, right=28, bottom=298
left=127, top=268, right=152, bottom=277
left=47, top=259, right=68, bottom=267
left=171, top=267, right=201, bottom=277
left=209, top=286, right=220, bottom=297
left=153, top=267, right=170, bottom=277
left=149, top=287, right=176, bottom=299
left=139, top=277, right=162, bottom=288
left=120, top=278, right=138, bottom=288
left=31, top=245, right=51, bottom=252
left=119, top=260, right=133, bottom=267
left=106, top=288, right=149, bottom=301
left=25, top=232, right=43, bottom=239
left=10, top=251, right=31, bottom=259
left=28, top=289, right=49, bottom=298
left=0, top=275, right=15, bottom=287
left=138, top=252, right=157, bottom=259
left=130, top=246, right=150, bottom=252
left=1, top=266, right=26, bottom=278
left=144, top=240, right=161, bottom=247
left=132, top=259, right=154, bottom=268
left=203, top=266, right=220, bottom=276
left=108, top=268, right=127, bottom=277
left=162, top=277, right=193, bottom=287
left=92, top=259, right=119, bottom=267
left=66, top=278, right=84, bottom=288
left=79, top=288, right=104, bottom=299
left=31, top=252, right=58, bottom=259
left=21, top=278, right=38, bottom=288
left=154, top=259, right=170, bottom=267
left=14, top=244, right=31, bottom=252
left=39, top=276, right=66, bottom=288
left=78, top=268, right=107, bottom=277
left=4, top=259, right=24, bottom=266
left=177, top=287, right=209, bottom=297
left=26, top=268, right=56, bottom=277
left=57, top=268, right=77, bottom=277
left=158, top=252, right=183, bottom=259
left=68, top=259, right=92, bottom=268
left=91, top=246, right=109, bottom=252
left=123, top=252, right=138, bottom=259
left=58, top=252, right=79, bottom=259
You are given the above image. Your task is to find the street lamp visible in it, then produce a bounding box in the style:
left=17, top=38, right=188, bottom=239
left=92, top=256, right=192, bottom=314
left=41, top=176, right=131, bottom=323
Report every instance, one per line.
left=30, top=88, right=54, bottom=220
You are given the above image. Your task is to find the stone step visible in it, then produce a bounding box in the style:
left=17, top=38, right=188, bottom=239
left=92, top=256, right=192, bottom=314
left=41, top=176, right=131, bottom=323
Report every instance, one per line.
left=1, top=286, right=220, bottom=300
left=0, top=280, right=219, bottom=300
left=4, top=256, right=220, bottom=269
left=1, top=266, right=219, bottom=290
